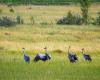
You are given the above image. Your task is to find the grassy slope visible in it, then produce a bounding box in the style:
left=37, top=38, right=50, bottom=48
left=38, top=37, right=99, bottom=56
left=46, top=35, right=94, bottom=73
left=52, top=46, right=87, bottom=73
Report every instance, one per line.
left=0, top=4, right=100, bottom=80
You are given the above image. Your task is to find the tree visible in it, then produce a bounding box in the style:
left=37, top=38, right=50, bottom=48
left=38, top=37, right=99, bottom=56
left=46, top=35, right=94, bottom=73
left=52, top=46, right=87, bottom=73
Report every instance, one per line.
left=80, top=0, right=91, bottom=24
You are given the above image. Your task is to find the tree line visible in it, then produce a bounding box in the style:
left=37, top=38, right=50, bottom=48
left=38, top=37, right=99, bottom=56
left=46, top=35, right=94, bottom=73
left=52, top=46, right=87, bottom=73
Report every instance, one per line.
left=0, top=0, right=99, bottom=5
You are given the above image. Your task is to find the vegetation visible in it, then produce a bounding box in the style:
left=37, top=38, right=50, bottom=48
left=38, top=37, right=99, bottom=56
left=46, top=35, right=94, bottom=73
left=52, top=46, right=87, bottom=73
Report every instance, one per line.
left=9, top=8, right=14, bottom=13
left=0, top=16, right=16, bottom=26
left=0, top=24, right=100, bottom=80
left=95, top=14, right=100, bottom=25
left=16, top=15, right=24, bottom=24
left=0, top=0, right=99, bottom=5
left=79, top=0, right=91, bottom=24
left=0, top=4, right=100, bottom=80
left=57, top=11, right=82, bottom=25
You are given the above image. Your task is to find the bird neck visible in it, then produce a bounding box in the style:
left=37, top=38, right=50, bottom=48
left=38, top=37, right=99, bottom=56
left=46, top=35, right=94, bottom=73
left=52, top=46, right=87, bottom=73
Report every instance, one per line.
left=23, top=50, right=26, bottom=55
left=82, top=50, right=84, bottom=54
left=68, top=47, right=70, bottom=54
left=45, top=48, right=48, bottom=54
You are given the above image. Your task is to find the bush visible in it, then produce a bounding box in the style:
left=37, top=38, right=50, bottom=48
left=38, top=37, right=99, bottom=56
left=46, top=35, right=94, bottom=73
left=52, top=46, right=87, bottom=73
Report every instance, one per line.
left=9, top=8, right=14, bottom=13
left=73, top=14, right=83, bottom=25
left=95, top=15, right=100, bottom=25
left=7, top=3, right=13, bottom=7
left=16, top=15, right=24, bottom=24
left=0, top=16, right=16, bottom=27
left=97, top=11, right=100, bottom=15
left=57, top=11, right=83, bottom=25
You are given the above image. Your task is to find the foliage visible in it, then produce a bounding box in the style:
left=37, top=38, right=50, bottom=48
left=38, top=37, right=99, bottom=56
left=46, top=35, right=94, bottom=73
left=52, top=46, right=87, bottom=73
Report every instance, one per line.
left=0, top=0, right=99, bottom=5
left=9, top=8, right=14, bottom=13
left=95, top=14, right=100, bottom=25
left=57, top=11, right=83, bottom=25
left=98, top=11, right=100, bottom=15
left=79, top=0, right=91, bottom=24
left=16, top=15, right=24, bottom=24
left=0, top=16, right=16, bottom=27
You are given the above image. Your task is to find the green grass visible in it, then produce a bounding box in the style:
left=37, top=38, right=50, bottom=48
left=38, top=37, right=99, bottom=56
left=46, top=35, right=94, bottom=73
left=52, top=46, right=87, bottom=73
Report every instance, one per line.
left=0, top=51, right=100, bottom=80
left=0, top=24, right=100, bottom=80
left=0, top=4, right=100, bottom=80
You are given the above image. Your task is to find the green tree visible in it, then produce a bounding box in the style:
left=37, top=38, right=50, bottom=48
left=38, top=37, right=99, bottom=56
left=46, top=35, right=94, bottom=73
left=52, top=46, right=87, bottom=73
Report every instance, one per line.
left=80, top=0, right=91, bottom=24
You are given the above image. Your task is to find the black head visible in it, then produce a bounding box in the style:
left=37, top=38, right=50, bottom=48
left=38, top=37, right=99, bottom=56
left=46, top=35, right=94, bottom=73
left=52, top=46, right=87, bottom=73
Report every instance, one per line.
left=68, top=46, right=71, bottom=48
left=22, top=48, right=25, bottom=52
left=82, top=48, right=84, bottom=50
left=22, top=48, right=25, bottom=49
left=44, top=47, right=47, bottom=49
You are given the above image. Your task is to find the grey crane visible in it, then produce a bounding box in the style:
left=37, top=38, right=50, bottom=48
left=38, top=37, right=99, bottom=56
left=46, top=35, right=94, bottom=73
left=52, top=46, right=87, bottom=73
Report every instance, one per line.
left=67, top=46, right=78, bottom=63
left=34, top=47, right=51, bottom=62
left=81, top=48, right=92, bottom=62
left=22, top=48, right=30, bottom=63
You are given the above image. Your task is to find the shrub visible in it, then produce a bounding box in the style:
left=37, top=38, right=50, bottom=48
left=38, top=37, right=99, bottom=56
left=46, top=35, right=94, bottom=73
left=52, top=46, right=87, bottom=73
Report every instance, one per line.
left=9, top=8, right=14, bottom=13
left=16, top=15, right=24, bottom=24
left=7, top=3, right=13, bottom=7
left=57, top=11, right=83, bottom=25
left=95, top=15, right=100, bottom=25
left=97, top=11, right=100, bottom=15
left=21, top=19, right=24, bottom=24
left=0, top=16, right=16, bottom=27
left=73, top=14, right=83, bottom=25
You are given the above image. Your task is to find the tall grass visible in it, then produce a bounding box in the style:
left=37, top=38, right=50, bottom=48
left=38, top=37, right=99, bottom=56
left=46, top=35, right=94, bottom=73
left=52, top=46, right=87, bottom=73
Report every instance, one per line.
left=0, top=51, right=100, bottom=80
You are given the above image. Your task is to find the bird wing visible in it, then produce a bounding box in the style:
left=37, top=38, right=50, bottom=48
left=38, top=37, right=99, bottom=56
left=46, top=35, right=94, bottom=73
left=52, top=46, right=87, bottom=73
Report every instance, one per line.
left=38, top=53, right=45, bottom=58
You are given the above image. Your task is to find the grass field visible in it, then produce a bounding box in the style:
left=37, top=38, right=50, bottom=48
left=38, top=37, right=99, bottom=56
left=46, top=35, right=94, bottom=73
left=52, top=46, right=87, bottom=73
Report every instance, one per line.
left=0, top=4, right=100, bottom=80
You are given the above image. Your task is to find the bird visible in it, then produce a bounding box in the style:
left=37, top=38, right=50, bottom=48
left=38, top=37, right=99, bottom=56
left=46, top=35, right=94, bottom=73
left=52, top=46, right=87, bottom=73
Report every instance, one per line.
left=34, top=47, right=51, bottom=62
left=81, top=48, right=92, bottom=62
left=22, top=48, right=30, bottom=63
left=67, top=46, right=78, bottom=63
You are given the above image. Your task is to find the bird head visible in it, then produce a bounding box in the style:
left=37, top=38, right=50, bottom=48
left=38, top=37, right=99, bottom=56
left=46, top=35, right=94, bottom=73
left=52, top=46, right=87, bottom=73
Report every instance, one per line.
left=22, top=48, right=25, bottom=49
left=68, top=46, right=71, bottom=49
left=22, top=48, right=25, bottom=52
left=82, top=48, right=84, bottom=51
left=81, top=48, right=85, bottom=53
left=44, top=47, right=47, bottom=49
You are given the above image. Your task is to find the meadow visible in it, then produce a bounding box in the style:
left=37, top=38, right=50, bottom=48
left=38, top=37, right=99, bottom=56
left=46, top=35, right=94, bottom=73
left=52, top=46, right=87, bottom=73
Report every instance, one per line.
left=0, top=4, right=100, bottom=80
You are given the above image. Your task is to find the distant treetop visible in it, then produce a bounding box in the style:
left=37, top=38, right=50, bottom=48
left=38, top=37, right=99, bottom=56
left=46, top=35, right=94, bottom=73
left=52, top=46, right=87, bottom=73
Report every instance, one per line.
left=0, top=0, right=99, bottom=5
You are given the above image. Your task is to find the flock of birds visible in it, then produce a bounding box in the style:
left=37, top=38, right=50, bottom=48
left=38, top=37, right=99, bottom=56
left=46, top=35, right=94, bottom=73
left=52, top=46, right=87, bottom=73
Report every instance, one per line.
left=22, top=46, right=92, bottom=63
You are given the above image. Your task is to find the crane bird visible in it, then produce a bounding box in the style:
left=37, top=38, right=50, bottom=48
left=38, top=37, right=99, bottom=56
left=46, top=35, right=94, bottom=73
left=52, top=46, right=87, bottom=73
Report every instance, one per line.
left=34, top=47, right=51, bottom=62
left=22, top=48, right=30, bottom=63
left=67, top=46, right=78, bottom=63
left=81, top=48, right=92, bottom=62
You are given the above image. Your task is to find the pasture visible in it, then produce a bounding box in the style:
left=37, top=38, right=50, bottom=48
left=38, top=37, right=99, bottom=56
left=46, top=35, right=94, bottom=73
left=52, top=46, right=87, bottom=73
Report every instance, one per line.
left=0, top=4, right=100, bottom=80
